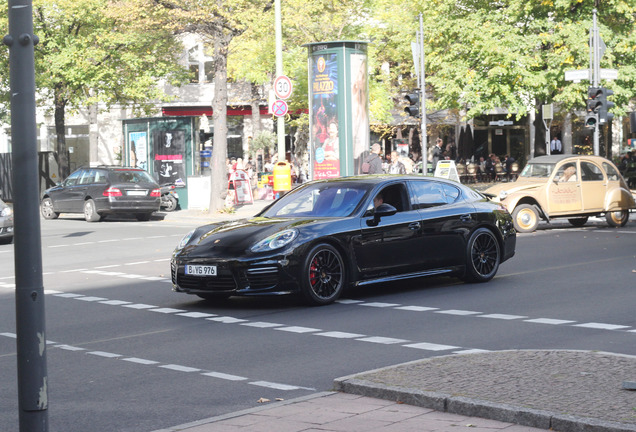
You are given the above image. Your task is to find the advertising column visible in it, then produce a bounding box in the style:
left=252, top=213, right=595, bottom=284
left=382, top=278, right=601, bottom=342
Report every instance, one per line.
left=307, top=41, right=368, bottom=180
left=310, top=53, right=340, bottom=179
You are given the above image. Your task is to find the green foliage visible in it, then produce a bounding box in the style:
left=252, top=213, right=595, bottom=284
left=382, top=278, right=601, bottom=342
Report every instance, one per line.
left=249, top=130, right=277, bottom=158
left=376, top=0, right=636, bottom=121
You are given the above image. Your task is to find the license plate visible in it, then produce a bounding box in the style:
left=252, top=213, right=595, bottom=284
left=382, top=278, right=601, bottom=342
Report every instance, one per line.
left=127, top=190, right=147, bottom=196
left=185, top=265, right=217, bottom=276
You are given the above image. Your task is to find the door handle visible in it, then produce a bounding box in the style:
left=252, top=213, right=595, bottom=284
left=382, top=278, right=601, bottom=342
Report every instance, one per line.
left=408, top=222, right=420, bottom=230
left=460, top=214, right=472, bottom=222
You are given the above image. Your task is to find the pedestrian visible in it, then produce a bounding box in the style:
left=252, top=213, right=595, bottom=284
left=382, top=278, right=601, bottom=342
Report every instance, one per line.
left=432, top=138, right=444, bottom=170
left=388, top=151, right=406, bottom=174
left=550, top=136, right=562, bottom=154
left=362, top=143, right=384, bottom=174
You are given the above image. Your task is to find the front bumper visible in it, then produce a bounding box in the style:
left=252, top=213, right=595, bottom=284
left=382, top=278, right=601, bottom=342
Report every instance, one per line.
left=171, top=256, right=300, bottom=297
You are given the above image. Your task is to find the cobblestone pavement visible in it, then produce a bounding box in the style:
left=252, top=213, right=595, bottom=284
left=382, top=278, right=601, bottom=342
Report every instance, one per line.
left=335, top=350, right=636, bottom=431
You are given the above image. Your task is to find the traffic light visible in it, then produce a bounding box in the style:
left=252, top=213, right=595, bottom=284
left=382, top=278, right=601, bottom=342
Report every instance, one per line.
left=584, top=87, right=601, bottom=128
left=598, top=87, right=614, bottom=124
left=404, top=91, right=420, bottom=118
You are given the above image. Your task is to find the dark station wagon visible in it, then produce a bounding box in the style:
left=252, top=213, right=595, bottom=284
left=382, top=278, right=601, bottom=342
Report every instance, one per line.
left=41, top=166, right=161, bottom=222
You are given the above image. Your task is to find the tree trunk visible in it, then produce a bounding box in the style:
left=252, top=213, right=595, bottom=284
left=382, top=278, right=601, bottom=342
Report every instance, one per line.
left=54, top=87, right=69, bottom=178
left=208, top=35, right=231, bottom=214
left=250, top=83, right=261, bottom=140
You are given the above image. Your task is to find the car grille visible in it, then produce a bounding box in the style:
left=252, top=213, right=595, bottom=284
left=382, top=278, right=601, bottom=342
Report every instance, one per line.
left=172, top=260, right=281, bottom=293
left=245, top=266, right=279, bottom=290
left=177, top=274, right=238, bottom=292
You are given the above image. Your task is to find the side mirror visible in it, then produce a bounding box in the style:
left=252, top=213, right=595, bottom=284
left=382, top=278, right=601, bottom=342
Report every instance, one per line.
left=367, top=203, right=397, bottom=226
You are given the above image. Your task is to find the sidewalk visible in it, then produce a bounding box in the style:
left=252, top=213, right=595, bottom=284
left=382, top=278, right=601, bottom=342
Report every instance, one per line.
left=159, top=199, right=273, bottom=224
left=154, top=350, right=636, bottom=432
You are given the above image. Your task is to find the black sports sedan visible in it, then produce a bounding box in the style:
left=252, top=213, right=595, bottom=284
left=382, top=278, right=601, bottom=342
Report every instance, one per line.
left=171, top=175, right=516, bottom=305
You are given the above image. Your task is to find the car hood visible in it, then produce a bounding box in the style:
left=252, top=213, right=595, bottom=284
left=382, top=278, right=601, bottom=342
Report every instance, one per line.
left=484, top=178, right=545, bottom=197
left=177, top=216, right=326, bottom=257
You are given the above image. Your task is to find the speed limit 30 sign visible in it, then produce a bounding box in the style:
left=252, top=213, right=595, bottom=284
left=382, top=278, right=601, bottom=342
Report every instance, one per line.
left=274, top=75, right=293, bottom=100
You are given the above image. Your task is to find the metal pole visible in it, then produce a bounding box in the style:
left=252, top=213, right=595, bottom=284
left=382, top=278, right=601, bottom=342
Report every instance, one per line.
left=419, top=13, right=427, bottom=174
left=3, top=1, right=49, bottom=431
left=592, top=9, right=599, bottom=156
left=275, top=0, right=285, bottom=162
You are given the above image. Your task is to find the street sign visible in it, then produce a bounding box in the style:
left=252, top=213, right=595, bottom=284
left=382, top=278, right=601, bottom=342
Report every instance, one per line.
left=273, top=75, right=293, bottom=100
left=271, top=99, right=288, bottom=117
left=565, top=69, right=590, bottom=82
left=489, top=120, right=513, bottom=126
left=600, top=68, right=618, bottom=80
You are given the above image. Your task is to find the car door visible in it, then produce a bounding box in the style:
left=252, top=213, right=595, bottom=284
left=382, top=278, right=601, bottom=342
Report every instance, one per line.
left=52, top=170, right=83, bottom=212
left=354, top=182, right=425, bottom=279
left=409, top=180, right=476, bottom=269
left=546, top=161, right=583, bottom=215
left=579, top=161, right=606, bottom=211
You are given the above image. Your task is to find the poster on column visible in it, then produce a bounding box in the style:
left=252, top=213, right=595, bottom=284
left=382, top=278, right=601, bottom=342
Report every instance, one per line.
left=128, top=131, right=148, bottom=171
left=310, top=53, right=340, bottom=179
left=350, top=53, right=369, bottom=175
left=153, top=130, right=186, bottom=186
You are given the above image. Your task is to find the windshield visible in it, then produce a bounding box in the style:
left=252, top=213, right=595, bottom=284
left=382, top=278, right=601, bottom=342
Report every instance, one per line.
left=261, top=182, right=372, bottom=218
left=520, top=163, right=555, bottom=178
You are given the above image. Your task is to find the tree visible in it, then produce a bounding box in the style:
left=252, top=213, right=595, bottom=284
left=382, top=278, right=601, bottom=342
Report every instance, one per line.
left=0, top=0, right=188, bottom=177
left=153, top=0, right=274, bottom=213
left=375, top=0, right=636, bottom=120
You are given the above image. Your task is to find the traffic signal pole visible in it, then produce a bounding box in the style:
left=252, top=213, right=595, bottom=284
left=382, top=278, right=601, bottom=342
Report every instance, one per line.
left=591, top=10, right=600, bottom=155
left=3, top=1, right=49, bottom=431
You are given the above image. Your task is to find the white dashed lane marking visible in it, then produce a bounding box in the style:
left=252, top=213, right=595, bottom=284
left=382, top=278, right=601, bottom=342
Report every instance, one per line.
left=573, top=323, right=631, bottom=331
left=0, top=332, right=313, bottom=392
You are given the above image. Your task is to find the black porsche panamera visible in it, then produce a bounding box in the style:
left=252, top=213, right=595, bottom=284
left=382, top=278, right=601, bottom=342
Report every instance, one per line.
left=171, top=175, right=516, bottom=305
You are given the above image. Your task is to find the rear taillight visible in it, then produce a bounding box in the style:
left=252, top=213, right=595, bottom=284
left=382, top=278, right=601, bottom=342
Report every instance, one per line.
left=150, top=188, right=161, bottom=197
left=103, top=187, right=122, bottom=197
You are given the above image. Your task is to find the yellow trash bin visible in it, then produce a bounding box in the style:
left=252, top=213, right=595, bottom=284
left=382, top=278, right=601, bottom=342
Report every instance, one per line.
left=273, top=161, right=292, bottom=192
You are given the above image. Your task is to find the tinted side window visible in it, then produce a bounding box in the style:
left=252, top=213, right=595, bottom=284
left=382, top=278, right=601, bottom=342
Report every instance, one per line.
left=442, top=184, right=460, bottom=203
left=79, top=169, right=96, bottom=185
left=410, top=181, right=447, bottom=209
left=94, top=170, right=108, bottom=184
left=580, top=161, right=603, bottom=181
left=64, top=171, right=82, bottom=187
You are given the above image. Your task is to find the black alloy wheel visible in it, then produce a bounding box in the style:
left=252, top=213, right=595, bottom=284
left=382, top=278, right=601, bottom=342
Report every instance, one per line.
left=464, top=228, right=500, bottom=283
left=301, top=243, right=345, bottom=306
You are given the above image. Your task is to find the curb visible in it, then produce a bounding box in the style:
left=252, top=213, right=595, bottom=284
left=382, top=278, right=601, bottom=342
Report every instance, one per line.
left=334, top=377, right=636, bottom=432
left=333, top=350, right=636, bottom=432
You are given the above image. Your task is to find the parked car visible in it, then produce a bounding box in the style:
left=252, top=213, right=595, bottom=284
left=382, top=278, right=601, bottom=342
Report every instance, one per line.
left=0, top=198, right=13, bottom=244
left=41, top=166, right=161, bottom=222
left=484, top=155, right=635, bottom=233
left=171, top=175, right=516, bottom=305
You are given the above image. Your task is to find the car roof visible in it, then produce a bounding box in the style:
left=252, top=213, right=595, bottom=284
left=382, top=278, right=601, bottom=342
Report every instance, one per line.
left=527, top=155, right=610, bottom=164
left=312, top=174, right=461, bottom=185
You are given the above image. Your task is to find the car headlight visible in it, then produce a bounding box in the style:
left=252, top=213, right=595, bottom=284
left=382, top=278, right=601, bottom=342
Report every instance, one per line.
left=250, top=229, right=298, bottom=253
left=498, top=190, right=508, bottom=200
left=0, top=207, right=12, bottom=217
left=176, top=229, right=195, bottom=250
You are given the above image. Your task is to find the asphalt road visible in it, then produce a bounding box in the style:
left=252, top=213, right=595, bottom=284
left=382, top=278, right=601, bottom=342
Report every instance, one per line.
left=1, top=214, right=635, bottom=431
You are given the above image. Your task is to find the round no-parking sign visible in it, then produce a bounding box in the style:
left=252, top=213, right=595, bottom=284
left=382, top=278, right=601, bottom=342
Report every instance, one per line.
left=273, top=75, right=293, bottom=100
left=271, top=99, right=288, bottom=117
